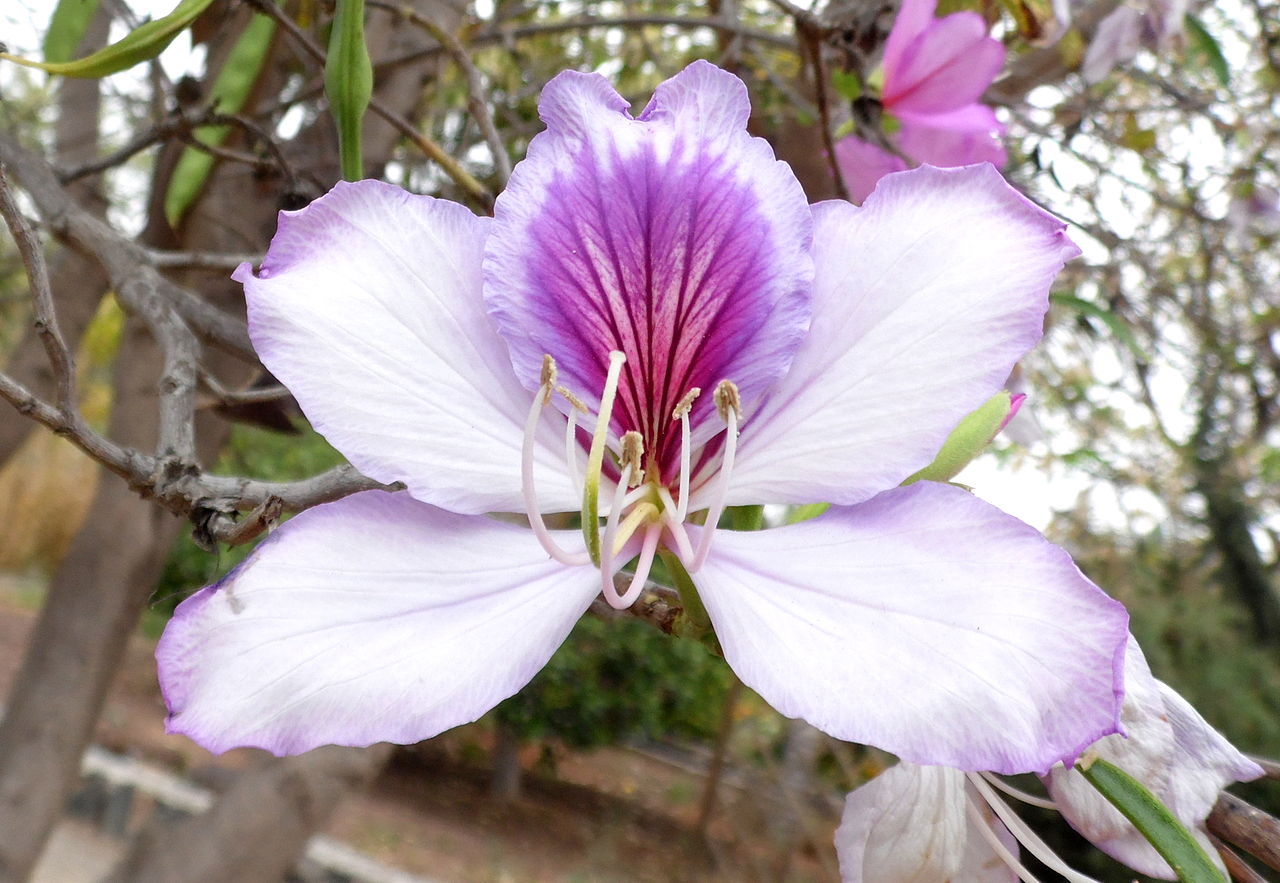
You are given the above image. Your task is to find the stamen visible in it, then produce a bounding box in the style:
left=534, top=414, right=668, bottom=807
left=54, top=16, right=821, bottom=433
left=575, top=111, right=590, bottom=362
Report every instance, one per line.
left=655, top=485, right=696, bottom=561
left=671, top=387, right=700, bottom=522
left=557, top=385, right=588, bottom=413
left=620, top=431, right=645, bottom=487
left=966, top=774, right=1103, bottom=883
left=964, top=795, right=1045, bottom=883
left=539, top=354, right=557, bottom=405
left=521, top=379, right=590, bottom=567
left=582, top=351, right=627, bottom=566
left=609, top=522, right=663, bottom=609
left=979, top=772, right=1058, bottom=811
left=689, top=380, right=740, bottom=573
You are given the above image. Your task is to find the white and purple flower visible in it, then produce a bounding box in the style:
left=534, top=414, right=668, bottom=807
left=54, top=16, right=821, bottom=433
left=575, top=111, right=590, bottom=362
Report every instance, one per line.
left=157, top=62, right=1128, bottom=773
left=836, top=637, right=1263, bottom=881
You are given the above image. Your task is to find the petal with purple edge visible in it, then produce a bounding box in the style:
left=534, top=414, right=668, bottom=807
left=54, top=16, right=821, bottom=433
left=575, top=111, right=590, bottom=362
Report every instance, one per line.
left=240, top=179, right=577, bottom=516
left=484, top=61, right=813, bottom=481
left=157, top=491, right=600, bottom=756
left=690, top=482, right=1128, bottom=774
left=1044, top=637, right=1263, bottom=879
left=723, top=164, right=1079, bottom=509
left=837, top=764, right=1017, bottom=883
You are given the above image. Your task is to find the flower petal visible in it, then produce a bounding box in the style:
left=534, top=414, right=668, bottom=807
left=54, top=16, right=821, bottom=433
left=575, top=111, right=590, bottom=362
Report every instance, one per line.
left=691, top=482, right=1128, bottom=773
left=484, top=61, right=813, bottom=480
left=239, top=179, right=576, bottom=515
left=896, top=107, right=1008, bottom=169
left=834, top=134, right=910, bottom=204
left=837, top=764, right=1017, bottom=883
left=1044, top=637, right=1263, bottom=878
left=724, top=164, right=1079, bottom=508
left=158, top=491, right=600, bottom=755
left=882, top=1, right=1006, bottom=115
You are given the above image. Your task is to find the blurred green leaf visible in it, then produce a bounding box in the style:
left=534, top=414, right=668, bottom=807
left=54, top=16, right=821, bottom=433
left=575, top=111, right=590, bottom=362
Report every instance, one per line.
left=831, top=68, right=862, bottom=102
left=1078, top=758, right=1227, bottom=882
left=3, top=0, right=214, bottom=78
left=43, top=0, right=102, bottom=65
left=1184, top=14, right=1230, bottom=88
left=1051, top=291, right=1150, bottom=362
left=325, top=0, right=373, bottom=181
left=164, top=12, right=276, bottom=227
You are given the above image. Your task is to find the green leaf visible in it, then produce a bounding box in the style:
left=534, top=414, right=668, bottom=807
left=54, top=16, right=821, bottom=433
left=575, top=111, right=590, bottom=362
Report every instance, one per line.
left=2, top=0, right=215, bottom=78
left=325, top=0, right=373, bottom=182
left=1078, top=757, right=1227, bottom=883
left=1050, top=291, right=1150, bottom=362
left=903, top=391, right=1013, bottom=485
left=43, top=0, right=102, bottom=65
left=831, top=68, right=862, bottom=102
left=164, top=13, right=276, bottom=227
left=1184, top=14, right=1230, bottom=88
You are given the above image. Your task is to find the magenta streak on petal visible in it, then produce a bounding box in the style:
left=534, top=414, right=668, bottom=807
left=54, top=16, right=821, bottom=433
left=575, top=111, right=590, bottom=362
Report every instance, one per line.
left=523, top=134, right=784, bottom=480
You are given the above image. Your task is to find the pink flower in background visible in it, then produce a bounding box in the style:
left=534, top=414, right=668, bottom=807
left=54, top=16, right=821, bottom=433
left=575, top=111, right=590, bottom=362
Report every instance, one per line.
left=837, top=0, right=1008, bottom=202
left=156, top=62, right=1128, bottom=775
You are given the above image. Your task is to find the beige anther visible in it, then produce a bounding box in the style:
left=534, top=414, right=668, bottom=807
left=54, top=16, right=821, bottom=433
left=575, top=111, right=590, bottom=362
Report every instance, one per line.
left=557, top=385, right=589, bottom=413
left=620, top=431, right=645, bottom=487
left=671, top=387, right=702, bottom=420
left=539, top=355, right=558, bottom=405
left=713, top=380, right=741, bottom=422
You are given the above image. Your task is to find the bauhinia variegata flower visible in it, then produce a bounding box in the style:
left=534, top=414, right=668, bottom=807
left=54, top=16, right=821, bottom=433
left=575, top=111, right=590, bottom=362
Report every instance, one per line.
left=836, top=636, right=1263, bottom=881
left=158, top=62, right=1129, bottom=775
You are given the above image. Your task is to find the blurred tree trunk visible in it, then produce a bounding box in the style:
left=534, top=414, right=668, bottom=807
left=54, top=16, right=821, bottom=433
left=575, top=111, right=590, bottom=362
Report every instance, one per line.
left=490, top=721, right=524, bottom=801
left=102, top=745, right=392, bottom=883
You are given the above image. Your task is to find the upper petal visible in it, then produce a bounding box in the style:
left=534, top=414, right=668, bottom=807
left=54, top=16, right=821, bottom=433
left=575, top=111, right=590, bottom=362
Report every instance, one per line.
left=724, top=164, right=1078, bottom=508
left=883, top=7, right=1006, bottom=115
left=837, top=764, right=1017, bottom=883
left=1044, top=637, right=1263, bottom=879
left=691, top=482, right=1129, bottom=774
left=239, top=180, right=577, bottom=515
left=158, top=491, right=600, bottom=755
left=484, top=61, right=813, bottom=479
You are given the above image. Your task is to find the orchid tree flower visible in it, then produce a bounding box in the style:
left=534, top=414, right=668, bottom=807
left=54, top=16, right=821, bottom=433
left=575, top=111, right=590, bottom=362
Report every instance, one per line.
left=837, top=636, right=1263, bottom=882
left=836, top=0, right=1008, bottom=203
left=1044, top=636, right=1263, bottom=879
left=157, top=61, right=1128, bottom=775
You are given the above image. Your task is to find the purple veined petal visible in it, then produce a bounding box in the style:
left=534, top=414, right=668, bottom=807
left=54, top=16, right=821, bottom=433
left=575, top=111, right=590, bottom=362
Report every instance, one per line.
left=723, top=164, right=1078, bottom=509
left=837, top=764, right=1017, bottom=883
left=690, top=482, right=1129, bottom=774
left=882, top=4, right=1006, bottom=115
left=240, top=180, right=577, bottom=515
left=484, top=61, right=813, bottom=483
left=157, top=491, right=601, bottom=756
left=896, top=113, right=1008, bottom=170
left=833, top=134, right=911, bottom=204
left=1044, top=637, right=1264, bottom=879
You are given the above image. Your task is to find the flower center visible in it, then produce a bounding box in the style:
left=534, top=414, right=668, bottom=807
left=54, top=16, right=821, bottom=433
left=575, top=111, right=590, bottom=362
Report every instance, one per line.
left=520, top=352, right=742, bottom=608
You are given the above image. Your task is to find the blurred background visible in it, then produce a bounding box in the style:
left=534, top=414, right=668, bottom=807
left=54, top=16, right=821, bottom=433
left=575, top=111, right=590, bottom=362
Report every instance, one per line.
left=0, top=0, right=1277, bottom=879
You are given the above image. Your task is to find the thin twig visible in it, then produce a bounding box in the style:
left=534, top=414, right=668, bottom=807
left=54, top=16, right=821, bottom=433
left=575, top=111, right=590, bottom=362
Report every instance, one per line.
left=249, top=0, right=492, bottom=206
left=0, top=166, right=77, bottom=415
left=375, top=1, right=512, bottom=184
left=142, top=248, right=263, bottom=271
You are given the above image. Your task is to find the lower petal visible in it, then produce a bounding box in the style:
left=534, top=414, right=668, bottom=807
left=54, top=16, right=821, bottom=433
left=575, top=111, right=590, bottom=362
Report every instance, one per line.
left=158, top=491, right=600, bottom=755
left=837, top=764, right=1017, bottom=883
left=691, top=482, right=1129, bottom=774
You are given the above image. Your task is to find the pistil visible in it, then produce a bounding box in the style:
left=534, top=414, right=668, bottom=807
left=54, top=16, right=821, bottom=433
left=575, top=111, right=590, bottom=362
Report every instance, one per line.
left=671, top=387, right=701, bottom=522
left=582, top=351, right=627, bottom=566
